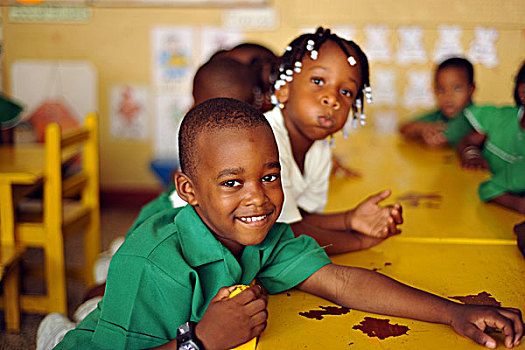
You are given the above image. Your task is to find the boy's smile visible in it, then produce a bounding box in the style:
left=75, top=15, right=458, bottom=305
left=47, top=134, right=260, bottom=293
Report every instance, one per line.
left=435, top=66, right=474, bottom=118
left=275, top=40, right=362, bottom=147
left=184, top=126, right=283, bottom=256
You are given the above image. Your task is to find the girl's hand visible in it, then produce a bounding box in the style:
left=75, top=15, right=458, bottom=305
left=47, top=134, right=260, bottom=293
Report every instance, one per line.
left=195, top=285, right=268, bottom=350
left=347, top=190, right=403, bottom=238
left=449, top=304, right=523, bottom=348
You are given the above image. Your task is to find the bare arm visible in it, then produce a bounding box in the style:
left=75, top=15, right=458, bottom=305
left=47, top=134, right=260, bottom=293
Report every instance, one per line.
left=297, top=264, right=523, bottom=349
left=400, top=122, right=447, bottom=147
left=489, top=193, right=525, bottom=214
left=400, top=121, right=436, bottom=139
left=290, top=221, right=393, bottom=255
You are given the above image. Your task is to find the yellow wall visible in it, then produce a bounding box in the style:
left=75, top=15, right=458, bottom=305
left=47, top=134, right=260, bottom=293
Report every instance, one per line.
left=3, top=0, right=524, bottom=190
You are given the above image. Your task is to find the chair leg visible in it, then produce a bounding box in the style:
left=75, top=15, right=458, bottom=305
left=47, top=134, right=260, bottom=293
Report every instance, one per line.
left=45, top=233, right=68, bottom=314
left=4, top=262, right=21, bottom=332
left=84, top=210, right=101, bottom=287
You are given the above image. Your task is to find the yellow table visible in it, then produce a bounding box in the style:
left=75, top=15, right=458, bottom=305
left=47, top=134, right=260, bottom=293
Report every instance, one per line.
left=258, top=240, right=525, bottom=350
left=257, top=128, right=524, bottom=349
left=327, top=129, right=524, bottom=242
left=0, top=144, right=45, bottom=245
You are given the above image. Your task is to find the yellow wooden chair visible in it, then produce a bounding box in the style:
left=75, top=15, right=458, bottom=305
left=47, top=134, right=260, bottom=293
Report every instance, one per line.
left=0, top=244, right=26, bottom=331
left=14, top=112, right=100, bottom=314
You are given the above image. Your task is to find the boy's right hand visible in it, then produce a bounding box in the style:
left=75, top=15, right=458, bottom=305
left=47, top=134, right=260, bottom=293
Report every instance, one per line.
left=195, top=285, right=268, bottom=350
left=449, top=303, right=523, bottom=348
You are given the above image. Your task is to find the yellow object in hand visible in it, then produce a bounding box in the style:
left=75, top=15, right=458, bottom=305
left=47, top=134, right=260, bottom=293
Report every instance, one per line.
left=229, top=285, right=257, bottom=350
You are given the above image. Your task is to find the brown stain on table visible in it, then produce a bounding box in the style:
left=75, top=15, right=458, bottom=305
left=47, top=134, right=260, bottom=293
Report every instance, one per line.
left=353, top=317, right=409, bottom=339
left=299, top=305, right=350, bottom=320
left=449, top=291, right=501, bottom=307
left=396, top=191, right=442, bottom=208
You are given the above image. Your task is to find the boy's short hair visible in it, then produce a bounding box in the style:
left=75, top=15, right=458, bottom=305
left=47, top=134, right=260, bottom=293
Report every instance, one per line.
left=192, top=57, right=258, bottom=105
left=178, top=97, right=272, bottom=179
left=436, top=57, right=475, bottom=85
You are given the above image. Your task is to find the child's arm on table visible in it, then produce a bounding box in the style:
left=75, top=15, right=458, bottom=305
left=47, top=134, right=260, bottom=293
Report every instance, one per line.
left=514, top=221, right=525, bottom=257
left=299, top=190, right=403, bottom=239
left=400, top=122, right=447, bottom=147
left=457, top=131, right=489, bottom=170
left=297, top=264, right=523, bottom=349
left=291, top=220, right=398, bottom=255
left=489, top=193, right=525, bottom=215
left=152, top=285, right=267, bottom=350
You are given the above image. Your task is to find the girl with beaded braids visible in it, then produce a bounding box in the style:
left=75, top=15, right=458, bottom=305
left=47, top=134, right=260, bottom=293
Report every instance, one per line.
left=264, top=27, right=403, bottom=254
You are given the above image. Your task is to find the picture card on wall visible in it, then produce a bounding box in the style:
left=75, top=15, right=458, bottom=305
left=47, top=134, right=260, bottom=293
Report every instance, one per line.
left=110, top=84, right=150, bottom=140
left=433, top=24, right=464, bottom=63
left=151, top=26, right=195, bottom=89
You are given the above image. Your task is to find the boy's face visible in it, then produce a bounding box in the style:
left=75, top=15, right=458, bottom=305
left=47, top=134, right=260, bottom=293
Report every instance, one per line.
left=178, top=126, right=283, bottom=255
left=434, top=67, right=474, bottom=118
left=275, top=40, right=362, bottom=143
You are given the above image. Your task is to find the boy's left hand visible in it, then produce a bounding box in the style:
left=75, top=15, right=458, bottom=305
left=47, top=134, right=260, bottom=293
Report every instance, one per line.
left=348, top=190, right=403, bottom=238
left=449, top=304, right=523, bottom=348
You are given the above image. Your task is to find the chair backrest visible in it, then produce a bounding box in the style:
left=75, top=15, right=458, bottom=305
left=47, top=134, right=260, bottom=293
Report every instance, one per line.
left=44, top=112, right=99, bottom=233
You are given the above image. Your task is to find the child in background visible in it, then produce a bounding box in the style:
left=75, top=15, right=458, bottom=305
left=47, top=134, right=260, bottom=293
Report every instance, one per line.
left=399, top=57, right=475, bottom=147
left=57, top=98, right=523, bottom=350
left=192, top=56, right=259, bottom=108
left=267, top=27, right=402, bottom=254
left=457, top=60, right=525, bottom=214
left=213, top=42, right=278, bottom=113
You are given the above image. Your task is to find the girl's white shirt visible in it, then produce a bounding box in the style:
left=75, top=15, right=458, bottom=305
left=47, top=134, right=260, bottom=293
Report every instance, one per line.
left=264, top=107, right=332, bottom=224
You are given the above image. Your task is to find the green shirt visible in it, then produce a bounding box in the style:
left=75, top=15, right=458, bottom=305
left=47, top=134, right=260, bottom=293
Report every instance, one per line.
left=413, top=107, right=474, bottom=147
left=125, top=189, right=174, bottom=236
left=57, top=205, right=331, bottom=350
left=463, top=105, right=525, bottom=201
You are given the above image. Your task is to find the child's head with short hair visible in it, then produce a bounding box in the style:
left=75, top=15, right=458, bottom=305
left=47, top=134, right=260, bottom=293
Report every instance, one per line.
left=175, top=97, right=283, bottom=256
left=214, top=42, right=278, bottom=113
left=513, top=60, right=525, bottom=106
left=192, top=57, right=258, bottom=107
left=434, top=57, right=475, bottom=119
left=271, top=27, right=371, bottom=143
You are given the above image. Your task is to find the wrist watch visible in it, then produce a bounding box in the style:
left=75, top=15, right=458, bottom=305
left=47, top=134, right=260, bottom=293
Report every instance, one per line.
left=177, top=321, right=205, bottom=350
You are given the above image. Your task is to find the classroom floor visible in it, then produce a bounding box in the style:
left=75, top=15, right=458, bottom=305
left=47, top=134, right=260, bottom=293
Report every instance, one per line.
left=0, top=204, right=143, bottom=349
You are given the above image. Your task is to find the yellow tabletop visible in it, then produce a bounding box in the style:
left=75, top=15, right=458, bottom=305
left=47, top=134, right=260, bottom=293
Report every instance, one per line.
left=258, top=240, right=525, bottom=350
left=327, top=129, right=524, bottom=242
left=0, top=144, right=45, bottom=184
left=0, top=144, right=45, bottom=244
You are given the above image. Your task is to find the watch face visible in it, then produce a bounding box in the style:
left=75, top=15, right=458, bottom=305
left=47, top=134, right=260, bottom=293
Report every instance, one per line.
left=180, top=341, right=199, bottom=350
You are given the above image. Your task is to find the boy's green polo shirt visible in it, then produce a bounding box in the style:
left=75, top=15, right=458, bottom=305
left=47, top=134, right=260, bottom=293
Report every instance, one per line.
left=413, top=107, right=474, bottom=146
left=57, top=205, right=330, bottom=350
left=464, top=105, right=525, bottom=201
left=125, top=188, right=174, bottom=236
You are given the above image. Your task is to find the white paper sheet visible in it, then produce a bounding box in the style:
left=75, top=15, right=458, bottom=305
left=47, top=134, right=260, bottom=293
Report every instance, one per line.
left=364, top=24, right=392, bottom=63
left=467, top=26, right=499, bottom=68
left=154, top=92, right=192, bottom=158
left=396, top=25, right=427, bottom=66
left=402, top=69, right=435, bottom=109
left=371, top=68, right=397, bottom=106
left=151, top=26, right=195, bottom=89
left=109, top=84, right=150, bottom=140
left=433, top=24, right=464, bottom=63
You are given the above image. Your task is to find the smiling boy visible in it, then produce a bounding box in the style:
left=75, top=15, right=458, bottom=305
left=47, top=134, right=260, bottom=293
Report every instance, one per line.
left=57, top=98, right=523, bottom=350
